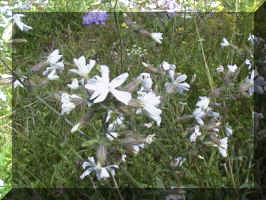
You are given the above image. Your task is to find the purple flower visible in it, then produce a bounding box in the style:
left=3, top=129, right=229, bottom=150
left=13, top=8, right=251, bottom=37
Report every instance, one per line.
left=82, top=12, right=108, bottom=25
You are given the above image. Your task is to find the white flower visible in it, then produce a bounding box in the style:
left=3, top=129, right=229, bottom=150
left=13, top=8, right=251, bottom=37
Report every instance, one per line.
left=144, top=122, right=153, bottom=128
left=217, top=137, right=228, bottom=157
left=172, top=157, right=186, bottom=167
left=121, top=154, right=127, bottom=162
left=225, top=124, right=233, bottom=136
left=131, top=143, right=145, bottom=154
left=196, top=96, right=210, bottom=110
left=47, top=70, right=59, bottom=80
left=13, top=77, right=25, bottom=88
left=80, top=156, right=119, bottom=181
left=60, top=93, right=82, bottom=115
left=160, top=61, right=171, bottom=71
left=145, top=133, right=156, bottom=144
left=193, top=108, right=206, bottom=126
left=0, top=179, right=4, bottom=187
left=220, top=37, right=230, bottom=47
left=85, top=65, right=131, bottom=105
left=227, top=64, right=238, bottom=73
left=71, top=122, right=81, bottom=133
left=189, top=125, right=201, bottom=142
left=47, top=49, right=63, bottom=65
left=0, top=89, right=7, bottom=101
left=67, top=79, right=79, bottom=89
left=70, top=56, right=96, bottom=78
left=137, top=91, right=162, bottom=126
left=43, top=49, right=64, bottom=76
left=216, top=65, right=224, bottom=73
left=150, top=32, right=163, bottom=44
left=245, top=70, right=255, bottom=96
left=13, top=14, right=32, bottom=31
left=245, top=59, right=252, bottom=70
left=138, top=73, right=153, bottom=92
left=247, top=33, right=255, bottom=42
left=165, top=74, right=190, bottom=94
left=106, top=132, right=119, bottom=141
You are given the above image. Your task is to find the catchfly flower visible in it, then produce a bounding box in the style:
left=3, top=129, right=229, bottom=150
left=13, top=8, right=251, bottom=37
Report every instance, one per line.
left=43, top=49, right=64, bottom=76
left=80, top=156, right=119, bottom=181
left=150, top=32, right=163, bottom=44
left=85, top=65, right=132, bottom=105
left=165, top=74, right=190, bottom=94
left=70, top=56, right=96, bottom=78
left=137, top=91, right=162, bottom=126
left=13, top=14, right=32, bottom=31
left=220, top=37, right=230, bottom=47
left=60, top=93, right=82, bottom=115
left=82, top=12, right=109, bottom=25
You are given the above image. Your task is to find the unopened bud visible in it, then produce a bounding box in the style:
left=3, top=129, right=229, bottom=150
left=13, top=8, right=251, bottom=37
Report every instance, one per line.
left=96, top=143, right=107, bottom=166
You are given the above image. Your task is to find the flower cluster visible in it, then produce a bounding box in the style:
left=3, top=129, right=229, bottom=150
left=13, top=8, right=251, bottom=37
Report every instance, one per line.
left=82, top=12, right=109, bottom=25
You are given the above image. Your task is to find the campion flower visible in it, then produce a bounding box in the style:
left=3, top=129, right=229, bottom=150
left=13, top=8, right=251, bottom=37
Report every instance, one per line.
left=150, top=32, right=163, bottom=44
left=138, top=73, right=153, bottom=92
left=193, top=108, right=206, bottom=126
left=216, top=65, right=224, bottom=73
left=82, top=12, right=108, bottom=25
left=47, top=70, right=59, bottom=80
left=85, top=65, right=132, bottom=105
left=227, top=64, right=238, bottom=73
left=80, top=156, right=119, bottom=181
left=145, top=133, right=156, bottom=144
left=60, top=93, right=82, bottom=115
left=43, top=49, right=64, bottom=76
left=245, top=59, right=252, bottom=70
left=196, top=96, right=210, bottom=110
left=189, top=125, right=201, bottom=142
left=215, top=137, right=228, bottom=157
left=220, top=37, right=230, bottom=47
left=225, top=124, right=233, bottom=136
left=160, top=61, right=176, bottom=81
left=0, top=89, right=6, bottom=101
left=67, top=79, right=79, bottom=89
left=13, top=14, right=32, bottom=31
left=69, top=56, right=96, bottom=78
left=164, top=74, right=190, bottom=94
left=137, top=91, right=162, bottom=126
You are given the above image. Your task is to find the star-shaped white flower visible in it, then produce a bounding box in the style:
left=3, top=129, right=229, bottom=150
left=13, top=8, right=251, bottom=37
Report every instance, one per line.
left=43, top=49, right=64, bottom=76
left=60, top=93, right=82, bottom=115
left=13, top=14, right=32, bottom=31
left=85, top=65, right=131, bottom=105
left=150, top=32, right=163, bottom=44
left=220, top=37, right=230, bottom=47
left=137, top=91, right=162, bottom=126
left=189, top=125, right=201, bottom=142
left=227, top=64, right=238, bottom=73
left=80, top=156, right=119, bottom=181
left=196, top=96, right=210, bottom=110
left=164, top=74, right=190, bottom=94
left=70, top=56, right=96, bottom=78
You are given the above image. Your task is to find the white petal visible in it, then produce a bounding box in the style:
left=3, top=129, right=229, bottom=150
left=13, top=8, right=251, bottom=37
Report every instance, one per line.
left=110, top=72, right=129, bottom=88
left=175, top=74, right=187, bottom=83
left=93, top=89, right=109, bottom=103
left=97, top=168, right=110, bottom=180
left=80, top=168, right=94, bottom=179
left=100, top=65, right=110, bottom=83
left=111, top=89, right=131, bottom=105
